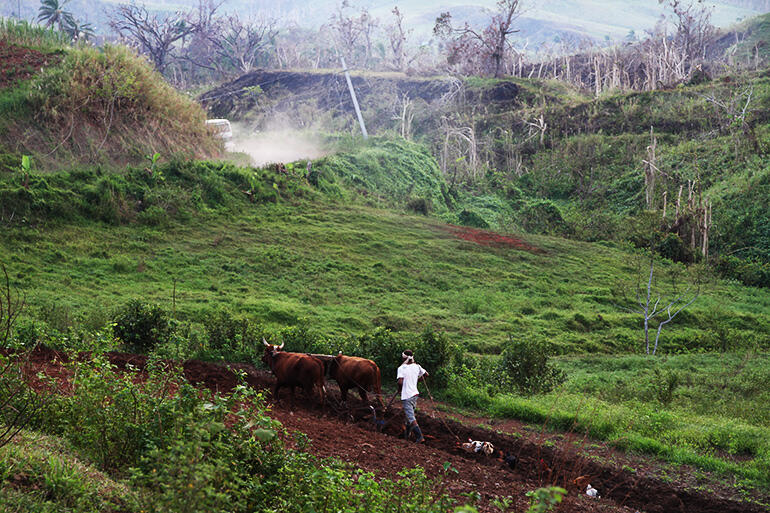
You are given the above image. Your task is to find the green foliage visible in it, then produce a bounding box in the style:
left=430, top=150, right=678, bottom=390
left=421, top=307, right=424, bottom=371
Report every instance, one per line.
left=112, top=300, right=171, bottom=353
left=0, top=17, right=69, bottom=50
left=20, top=155, right=31, bottom=174
left=458, top=209, right=489, bottom=228
left=526, top=486, right=566, bottom=513
left=25, top=353, right=459, bottom=513
left=715, top=255, right=770, bottom=288
left=0, top=160, right=310, bottom=227
left=413, top=327, right=461, bottom=390
left=498, top=337, right=567, bottom=395
left=199, top=309, right=273, bottom=363
left=359, top=327, right=404, bottom=386
left=519, top=200, right=569, bottom=236
left=0, top=431, right=138, bottom=511
left=315, top=138, right=450, bottom=213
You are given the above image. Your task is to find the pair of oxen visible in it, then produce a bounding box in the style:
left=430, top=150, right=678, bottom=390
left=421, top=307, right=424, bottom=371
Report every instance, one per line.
left=261, top=339, right=383, bottom=407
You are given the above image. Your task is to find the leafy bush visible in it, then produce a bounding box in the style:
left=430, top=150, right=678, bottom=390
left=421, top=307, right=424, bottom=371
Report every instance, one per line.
left=526, top=486, right=567, bottom=513
left=519, top=199, right=569, bottom=236
left=498, top=337, right=566, bottom=395
left=458, top=209, right=489, bottom=228
left=413, top=327, right=461, bottom=390
left=204, top=309, right=256, bottom=353
left=714, top=255, right=770, bottom=288
left=359, top=327, right=404, bottom=386
left=657, top=233, right=693, bottom=264
left=406, top=197, right=431, bottom=215
left=113, top=300, right=171, bottom=353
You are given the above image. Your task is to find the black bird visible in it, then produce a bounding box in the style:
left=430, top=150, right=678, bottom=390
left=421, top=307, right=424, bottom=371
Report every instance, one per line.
left=496, top=450, right=517, bottom=470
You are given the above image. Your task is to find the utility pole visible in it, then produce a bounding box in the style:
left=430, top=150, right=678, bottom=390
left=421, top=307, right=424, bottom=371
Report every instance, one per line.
left=340, top=55, right=368, bottom=139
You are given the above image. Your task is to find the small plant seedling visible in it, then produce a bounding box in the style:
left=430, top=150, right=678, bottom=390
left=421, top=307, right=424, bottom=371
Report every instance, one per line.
left=491, top=495, right=514, bottom=512
left=526, top=486, right=567, bottom=513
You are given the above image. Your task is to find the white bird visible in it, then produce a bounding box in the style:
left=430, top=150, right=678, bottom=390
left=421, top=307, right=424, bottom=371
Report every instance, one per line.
left=586, top=484, right=600, bottom=498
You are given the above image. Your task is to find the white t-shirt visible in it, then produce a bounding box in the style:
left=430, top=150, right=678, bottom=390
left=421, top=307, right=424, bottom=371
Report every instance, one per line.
left=397, top=363, right=427, bottom=400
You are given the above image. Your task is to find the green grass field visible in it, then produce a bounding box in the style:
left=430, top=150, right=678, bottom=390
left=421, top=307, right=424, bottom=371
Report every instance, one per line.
left=3, top=185, right=768, bottom=356
left=2, top=143, right=769, bottom=492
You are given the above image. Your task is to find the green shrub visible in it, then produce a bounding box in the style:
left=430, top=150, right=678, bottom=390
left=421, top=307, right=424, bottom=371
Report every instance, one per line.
left=498, top=336, right=566, bottom=395
left=714, top=255, right=770, bottom=288
left=413, top=327, right=461, bottom=390
left=137, top=205, right=168, bottom=226
left=526, top=486, right=567, bottom=513
left=359, top=327, right=403, bottom=385
left=406, top=197, right=431, bottom=215
left=113, top=299, right=171, bottom=353
left=657, top=233, right=693, bottom=263
left=458, top=209, right=489, bottom=228
left=519, top=199, right=569, bottom=235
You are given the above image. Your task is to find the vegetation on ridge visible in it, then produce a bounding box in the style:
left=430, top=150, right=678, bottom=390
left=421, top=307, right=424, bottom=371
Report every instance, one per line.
left=0, top=20, right=218, bottom=171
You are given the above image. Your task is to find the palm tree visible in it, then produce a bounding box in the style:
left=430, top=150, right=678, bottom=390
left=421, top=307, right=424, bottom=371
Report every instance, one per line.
left=67, top=19, right=95, bottom=42
left=38, top=0, right=75, bottom=33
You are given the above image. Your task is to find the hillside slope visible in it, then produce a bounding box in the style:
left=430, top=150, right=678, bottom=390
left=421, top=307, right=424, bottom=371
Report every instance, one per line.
left=203, top=64, right=770, bottom=288
left=0, top=21, right=219, bottom=172
left=1, top=138, right=767, bottom=356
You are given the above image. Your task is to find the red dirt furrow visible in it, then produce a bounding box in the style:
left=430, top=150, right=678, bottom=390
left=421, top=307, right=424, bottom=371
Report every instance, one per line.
left=18, top=347, right=770, bottom=513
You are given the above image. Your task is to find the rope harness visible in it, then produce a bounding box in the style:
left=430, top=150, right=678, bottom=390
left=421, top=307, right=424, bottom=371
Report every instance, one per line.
left=421, top=377, right=462, bottom=442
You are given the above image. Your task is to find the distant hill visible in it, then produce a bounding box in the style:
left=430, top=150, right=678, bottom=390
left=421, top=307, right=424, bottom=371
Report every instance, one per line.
left=3, top=0, right=769, bottom=46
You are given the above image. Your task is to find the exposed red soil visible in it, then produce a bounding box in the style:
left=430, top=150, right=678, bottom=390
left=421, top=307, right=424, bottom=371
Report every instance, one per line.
left=0, top=41, right=60, bottom=89
left=18, top=347, right=769, bottom=513
left=441, top=224, right=542, bottom=253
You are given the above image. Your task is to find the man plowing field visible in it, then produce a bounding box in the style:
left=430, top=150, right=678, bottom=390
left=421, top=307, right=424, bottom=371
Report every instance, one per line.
left=397, top=349, right=429, bottom=443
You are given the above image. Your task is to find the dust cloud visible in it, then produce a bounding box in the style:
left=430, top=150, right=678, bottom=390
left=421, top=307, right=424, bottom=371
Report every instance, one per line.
left=230, top=123, right=327, bottom=166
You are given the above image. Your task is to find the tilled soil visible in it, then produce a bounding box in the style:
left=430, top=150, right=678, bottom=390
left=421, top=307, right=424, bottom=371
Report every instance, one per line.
left=20, top=348, right=770, bottom=513
left=439, top=224, right=542, bottom=253
left=0, top=41, right=60, bottom=89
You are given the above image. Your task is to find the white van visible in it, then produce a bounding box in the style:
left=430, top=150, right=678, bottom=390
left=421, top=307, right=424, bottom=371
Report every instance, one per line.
left=205, top=119, right=234, bottom=151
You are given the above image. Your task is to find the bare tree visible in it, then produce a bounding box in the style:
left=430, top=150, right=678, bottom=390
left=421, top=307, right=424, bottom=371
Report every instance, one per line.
left=393, top=92, right=415, bottom=139
left=699, top=83, right=755, bottom=157
left=110, top=3, right=199, bottom=72
left=327, top=1, right=378, bottom=68
left=440, top=116, right=479, bottom=186
left=434, top=0, right=521, bottom=77
left=0, top=264, right=23, bottom=348
left=0, top=263, right=49, bottom=450
left=387, top=6, right=409, bottom=72
left=618, top=252, right=700, bottom=355
left=210, top=15, right=277, bottom=74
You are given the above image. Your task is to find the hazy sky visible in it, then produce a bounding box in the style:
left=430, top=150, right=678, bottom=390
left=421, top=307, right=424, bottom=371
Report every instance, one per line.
left=4, top=0, right=766, bottom=42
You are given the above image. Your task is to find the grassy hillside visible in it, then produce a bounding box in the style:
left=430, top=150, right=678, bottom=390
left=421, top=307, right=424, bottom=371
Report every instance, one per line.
left=2, top=137, right=770, bottom=493
left=209, top=65, right=770, bottom=291
left=1, top=138, right=768, bottom=357
left=0, top=19, right=219, bottom=172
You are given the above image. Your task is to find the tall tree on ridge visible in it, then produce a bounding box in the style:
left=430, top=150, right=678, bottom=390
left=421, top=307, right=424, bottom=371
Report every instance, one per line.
left=38, top=0, right=75, bottom=33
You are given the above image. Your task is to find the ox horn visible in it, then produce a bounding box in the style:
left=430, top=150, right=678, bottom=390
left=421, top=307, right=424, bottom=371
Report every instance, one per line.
left=262, top=338, right=270, bottom=347
left=278, top=342, right=284, bottom=349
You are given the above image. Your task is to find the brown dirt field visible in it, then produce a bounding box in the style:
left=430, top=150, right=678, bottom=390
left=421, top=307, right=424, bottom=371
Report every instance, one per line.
left=18, top=347, right=770, bottom=513
left=0, top=41, right=59, bottom=89
left=440, top=224, right=542, bottom=253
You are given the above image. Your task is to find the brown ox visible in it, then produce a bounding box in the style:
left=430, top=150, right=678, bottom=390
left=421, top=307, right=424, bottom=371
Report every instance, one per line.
left=328, top=352, right=383, bottom=407
left=262, top=339, right=325, bottom=407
